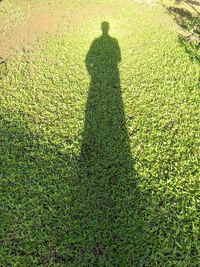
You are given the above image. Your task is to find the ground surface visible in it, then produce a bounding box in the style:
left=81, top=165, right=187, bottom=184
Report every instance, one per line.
left=0, top=0, right=200, bottom=266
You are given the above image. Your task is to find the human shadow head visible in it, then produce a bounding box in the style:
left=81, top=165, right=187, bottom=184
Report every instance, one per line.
left=101, top=21, right=109, bottom=36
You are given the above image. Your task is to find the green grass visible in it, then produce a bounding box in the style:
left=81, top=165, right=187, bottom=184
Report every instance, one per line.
left=0, top=0, right=200, bottom=266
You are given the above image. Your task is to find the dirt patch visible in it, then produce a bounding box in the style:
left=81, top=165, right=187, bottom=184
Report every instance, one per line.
left=0, top=3, right=74, bottom=58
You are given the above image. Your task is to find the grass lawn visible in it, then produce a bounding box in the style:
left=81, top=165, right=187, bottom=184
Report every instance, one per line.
left=0, top=0, right=200, bottom=266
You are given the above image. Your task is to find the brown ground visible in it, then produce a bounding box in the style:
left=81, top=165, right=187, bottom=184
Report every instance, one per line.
left=0, top=2, right=79, bottom=59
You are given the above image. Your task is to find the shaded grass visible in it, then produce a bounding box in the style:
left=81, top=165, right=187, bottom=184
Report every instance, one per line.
left=0, top=0, right=200, bottom=266
left=163, top=0, right=200, bottom=63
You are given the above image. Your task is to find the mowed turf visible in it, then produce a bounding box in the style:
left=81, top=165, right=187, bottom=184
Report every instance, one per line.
left=0, top=0, right=200, bottom=266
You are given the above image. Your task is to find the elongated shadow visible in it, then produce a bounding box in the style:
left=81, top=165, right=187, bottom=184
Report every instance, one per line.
left=76, top=22, right=136, bottom=264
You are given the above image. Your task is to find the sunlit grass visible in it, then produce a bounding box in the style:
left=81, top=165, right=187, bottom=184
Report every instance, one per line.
left=0, top=0, right=199, bottom=266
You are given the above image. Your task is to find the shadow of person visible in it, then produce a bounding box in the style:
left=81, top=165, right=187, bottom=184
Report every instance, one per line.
left=75, top=22, right=136, bottom=264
